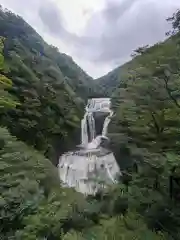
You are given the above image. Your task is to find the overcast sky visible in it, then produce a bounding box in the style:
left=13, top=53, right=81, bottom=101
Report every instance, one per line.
left=0, top=0, right=180, bottom=78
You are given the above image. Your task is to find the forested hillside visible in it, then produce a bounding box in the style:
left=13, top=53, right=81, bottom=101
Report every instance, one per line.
left=97, top=12, right=180, bottom=98
left=0, top=7, right=98, bottom=164
left=1, top=5, right=180, bottom=240
left=106, top=9, right=180, bottom=238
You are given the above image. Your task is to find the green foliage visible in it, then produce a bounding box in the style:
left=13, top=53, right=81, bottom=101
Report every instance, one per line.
left=100, top=9, right=180, bottom=239
left=131, top=45, right=150, bottom=57
left=110, top=30, right=180, bottom=154
left=0, top=127, right=58, bottom=238
left=0, top=126, right=163, bottom=239
left=167, top=9, right=180, bottom=35
left=1, top=5, right=180, bottom=240
left=0, top=127, right=94, bottom=239
left=84, top=212, right=165, bottom=240
left=0, top=37, right=18, bottom=111
left=0, top=7, right=98, bottom=163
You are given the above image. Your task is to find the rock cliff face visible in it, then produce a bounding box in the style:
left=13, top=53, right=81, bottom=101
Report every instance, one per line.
left=93, top=112, right=109, bottom=136
left=58, top=98, right=120, bottom=195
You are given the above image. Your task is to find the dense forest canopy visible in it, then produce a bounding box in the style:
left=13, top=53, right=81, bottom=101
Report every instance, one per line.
left=1, top=5, right=180, bottom=240
left=0, top=6, right=99, bottom=164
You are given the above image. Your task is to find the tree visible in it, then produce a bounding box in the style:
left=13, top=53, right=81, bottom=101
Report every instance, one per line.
left=167, top=9, right=180, bottom=35
left=0, top=37, right=18, bottom=111
left=131, top=45, right=149, bottom=57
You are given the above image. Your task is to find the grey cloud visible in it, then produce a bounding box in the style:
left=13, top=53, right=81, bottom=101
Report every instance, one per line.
left=103, top=0, right=137, bottom=24
left=71, top=0, right=140, bottom=62
left=2, top=0, right=179, bottom=78
left=38, top=2, right=94, bottom=45
left=97, top=4, right=159, bottom=61
left=72, top=0, right=180, bottom=70
left=39, top=2, right=68, bottom=38
left=38, top=0, right=180, bottom=70
left=38, top=1, right=97, bottom=58
left=86, top=0, right=178, bottom=65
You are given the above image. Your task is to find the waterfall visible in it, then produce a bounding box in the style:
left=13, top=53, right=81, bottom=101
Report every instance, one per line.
left=81, top=113, right=88, bottom=146
left=81, top=112, right=96, bottom=146
left=81, top=98, right=112, bottom=147
left=86, top=136, right=102, bottom=149
left=58, top=98, right=121, bottom=195
left=87, top=112, right=96, bottom=142
left=102, top=110, right=113, bottom=136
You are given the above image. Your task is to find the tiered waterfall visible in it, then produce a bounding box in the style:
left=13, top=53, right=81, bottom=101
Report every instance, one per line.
left=58, top=98, right=120, bottom=195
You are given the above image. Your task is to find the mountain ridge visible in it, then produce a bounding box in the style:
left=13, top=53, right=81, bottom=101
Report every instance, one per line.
left=0, top=7, right=97, bottom=164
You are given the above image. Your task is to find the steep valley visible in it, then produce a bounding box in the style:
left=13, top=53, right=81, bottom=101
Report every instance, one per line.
left=1, top=6, right=180, bottom=240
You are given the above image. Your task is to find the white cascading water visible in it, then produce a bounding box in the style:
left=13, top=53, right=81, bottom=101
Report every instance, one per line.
left=58, top=98, right=120, bottom=195
left=88, top=112, right=96, bottom=142
left=102, top=110, right=113, bottom=136
left=81, top=112, right=88, bottom=146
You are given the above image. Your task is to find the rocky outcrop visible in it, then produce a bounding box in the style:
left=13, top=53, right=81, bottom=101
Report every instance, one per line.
left=93, top=112, right=109, bottom=136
